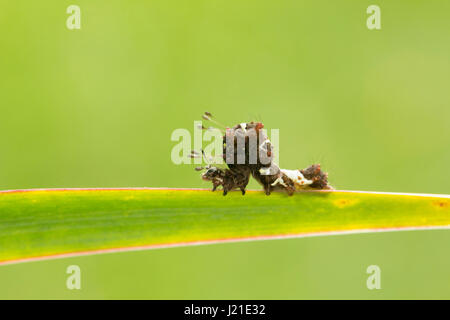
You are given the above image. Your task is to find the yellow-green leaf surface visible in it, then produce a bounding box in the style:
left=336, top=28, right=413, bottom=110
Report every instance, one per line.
left=0, top=188, right=449, bottom=265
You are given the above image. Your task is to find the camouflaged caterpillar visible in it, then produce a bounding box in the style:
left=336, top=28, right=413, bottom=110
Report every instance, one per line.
left=191, top=112, right=332, bottom=196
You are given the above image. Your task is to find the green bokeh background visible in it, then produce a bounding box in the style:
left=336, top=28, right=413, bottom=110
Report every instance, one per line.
left=0, top=0, right=449, bottom=299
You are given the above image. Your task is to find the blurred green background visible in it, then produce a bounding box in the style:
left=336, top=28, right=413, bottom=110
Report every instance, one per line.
left=0, top=0, right=449, bottom=299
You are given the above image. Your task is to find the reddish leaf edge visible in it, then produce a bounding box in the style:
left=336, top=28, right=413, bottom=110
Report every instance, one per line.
left=0, top=225, right=449, bottom=266
left=0, top=187, right=449, bottom=198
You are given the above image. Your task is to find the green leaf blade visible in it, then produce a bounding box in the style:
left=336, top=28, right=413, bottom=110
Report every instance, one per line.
left=0, top=188, right=449, bottom=265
